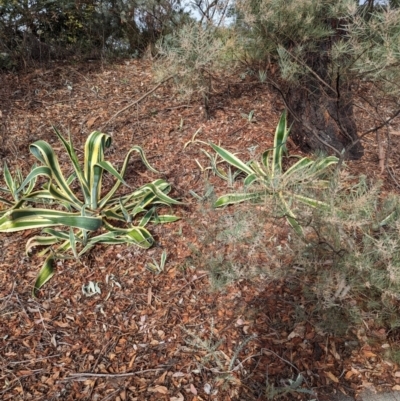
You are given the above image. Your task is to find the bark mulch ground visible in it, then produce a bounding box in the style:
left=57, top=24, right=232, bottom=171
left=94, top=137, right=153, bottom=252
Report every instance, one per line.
left=1, top=59, right=400, bottom=401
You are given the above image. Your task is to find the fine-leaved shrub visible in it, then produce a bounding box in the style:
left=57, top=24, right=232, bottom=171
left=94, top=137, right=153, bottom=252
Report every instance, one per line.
left=288, top=174, right=400, bottom=333
left=188, top=111, right=400, bottom=334
left=154, top=22, right=236, bottom=118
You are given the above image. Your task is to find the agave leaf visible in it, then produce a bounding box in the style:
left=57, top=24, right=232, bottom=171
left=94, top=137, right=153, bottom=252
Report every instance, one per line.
left=69, top=228, right=78, bottom=259
left=53, top=126, right=90, bottom=201
left=284, top=156, right=338, bottom=183
left=103, top=209, right=132, bottom=222
left=283, top=157, right=314, bottom=179
left=65, top=173, right=76, bottom=186
left=244, top=173, right=259, bottom=186
left=46, top=239, right=75, bottom=256
left=189, top=190, right=204, bottom=201
left=150, top=215, right=180, bottom=224
left=10, top=164, right=45, bottom=198
left=183, top=127, right=203, bottom=149
left=146, top=250, right=168, bottom=274
left=109, top=189, right=152, bottom=211
left=0, top=196, right=13, bottom=206
left=210, top=143, right=255, bottom=176
left=33, top=254, right=55, bottom=297
left=3, top=162, right=16, bottom=196
left=29, top=228, right=84, bottom=257
left=79, top=237, right=124, bottom=255
left=313, top=155, right=339, bottom=170
left=249, top=160, right=268, bottom=178
left=202, top=148, right=228, bottom=180
left=0, top=208, right=102, bottom=232
left=290, top=193, right=330, bottom=209
left=98, top=147, right=158, bottom=208
left=102, top=219, right=139, bottom=234
left=139, top=208, right=155, bottom=227
left=131, top=145, right=159, bottom=174
left=46, top=215, right=102, bottom=230
left=119, top=197, right=131, bottom=223
left=0, top=213, right=54, bottom=232
left=97, top=160, right=129, bottom=186
left=261, top=149, right=271, bottom=171
left=140, top=182, right=182, bottom=205
left=146, top=262, right=162, bottom=274
left=129, top=203, right=149, bottom=217
left=30, top=140, right=83, bottom=208
left=23, top=167, right=39, bottom=196
left=0, top=185, right=11, bottom=194
left=272, top=111, right=289, bottom=178
left=23, top=185, right=75, bottom=210
left=214, top=192, right=261, bottom=207
left=126, top=227, right=154, bottom=248
left=107, top=191, right=149, bottom=218
left=82, top=131, right=113, bottom=209
left=26, top=235, right=59, bottom=255
left=42, top=228, right=72, bottom=240
left=286, top=216, right=303, bottom=236
left=47, top=184, right=82, bottom=209
left=160, top=250, right=167, bottom=268
left=278, top=192, right=303, bottom=236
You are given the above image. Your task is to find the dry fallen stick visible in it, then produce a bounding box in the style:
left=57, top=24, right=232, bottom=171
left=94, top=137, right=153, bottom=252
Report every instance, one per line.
left=101, top=75, right=174, bottom=130
left=8, top=354, right=61, bottom=365
left=173, top=273, right=209, bottom=294
left=67, top=367, right=166, bottom=380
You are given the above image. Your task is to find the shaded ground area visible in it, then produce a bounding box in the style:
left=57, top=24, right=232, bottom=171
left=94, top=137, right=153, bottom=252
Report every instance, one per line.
left=1, top=60, right=400, bottom=400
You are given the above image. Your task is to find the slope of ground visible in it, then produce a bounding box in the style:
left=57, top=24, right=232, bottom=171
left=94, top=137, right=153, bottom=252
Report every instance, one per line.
left=1, top=59, right=400, bottom=401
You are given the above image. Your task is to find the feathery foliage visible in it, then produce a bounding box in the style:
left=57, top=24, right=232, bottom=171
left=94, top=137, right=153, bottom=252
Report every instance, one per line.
left=285, top=174, right=400, bottom=333
left=234, top=0, right=400, bottom=84
left=154, top=22, right=236, bottom=117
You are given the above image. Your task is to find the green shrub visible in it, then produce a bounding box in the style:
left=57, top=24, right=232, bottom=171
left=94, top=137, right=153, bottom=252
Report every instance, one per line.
left=154, top=22, right=236, bottom=118
left=189, top=111, right=400, bottom=333
left=279, top=174, right=400, bottom=333
left=0, top=128, right=181, bottom=295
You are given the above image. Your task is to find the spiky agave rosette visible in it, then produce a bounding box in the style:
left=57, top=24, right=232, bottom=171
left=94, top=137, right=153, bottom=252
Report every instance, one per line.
left=0, top=128, right=182, bottom=295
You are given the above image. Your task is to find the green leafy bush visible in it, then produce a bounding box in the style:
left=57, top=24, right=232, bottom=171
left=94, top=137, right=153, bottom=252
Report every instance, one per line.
left=0, top=128, right=181, bottom=294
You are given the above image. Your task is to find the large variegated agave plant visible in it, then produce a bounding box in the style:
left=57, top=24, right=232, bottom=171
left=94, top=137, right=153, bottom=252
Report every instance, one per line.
left=200, top=111, right=338, bottom=234
left=0, top=128, right=181, bottom=294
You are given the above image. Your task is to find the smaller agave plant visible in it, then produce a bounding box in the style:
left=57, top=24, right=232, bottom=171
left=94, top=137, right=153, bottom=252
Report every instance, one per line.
left=0, top=128, right=181, bottom=295
left=195, top=111, right=338, bottom=234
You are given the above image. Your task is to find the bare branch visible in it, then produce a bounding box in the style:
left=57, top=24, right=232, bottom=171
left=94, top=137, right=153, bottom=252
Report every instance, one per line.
left=101, top=75, right=175, bottom=130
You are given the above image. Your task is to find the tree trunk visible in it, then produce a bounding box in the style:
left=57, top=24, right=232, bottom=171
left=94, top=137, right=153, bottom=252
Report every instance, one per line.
left=286, top=41, right=364, bottom=160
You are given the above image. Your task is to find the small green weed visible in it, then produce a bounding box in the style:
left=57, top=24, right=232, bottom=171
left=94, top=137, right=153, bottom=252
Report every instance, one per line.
left=182, top=321, right=257, bottom=398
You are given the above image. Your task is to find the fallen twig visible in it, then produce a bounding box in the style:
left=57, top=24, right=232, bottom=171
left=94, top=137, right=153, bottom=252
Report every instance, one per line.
left=8, top=354, right=61, bottom=365
left=67, top=367, right=166, bottom=380
left=101, top=75, right=174, bottom=129
left=174, top=273, right=209, bottom=294
left=387, top=166, right=400, bottom=191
